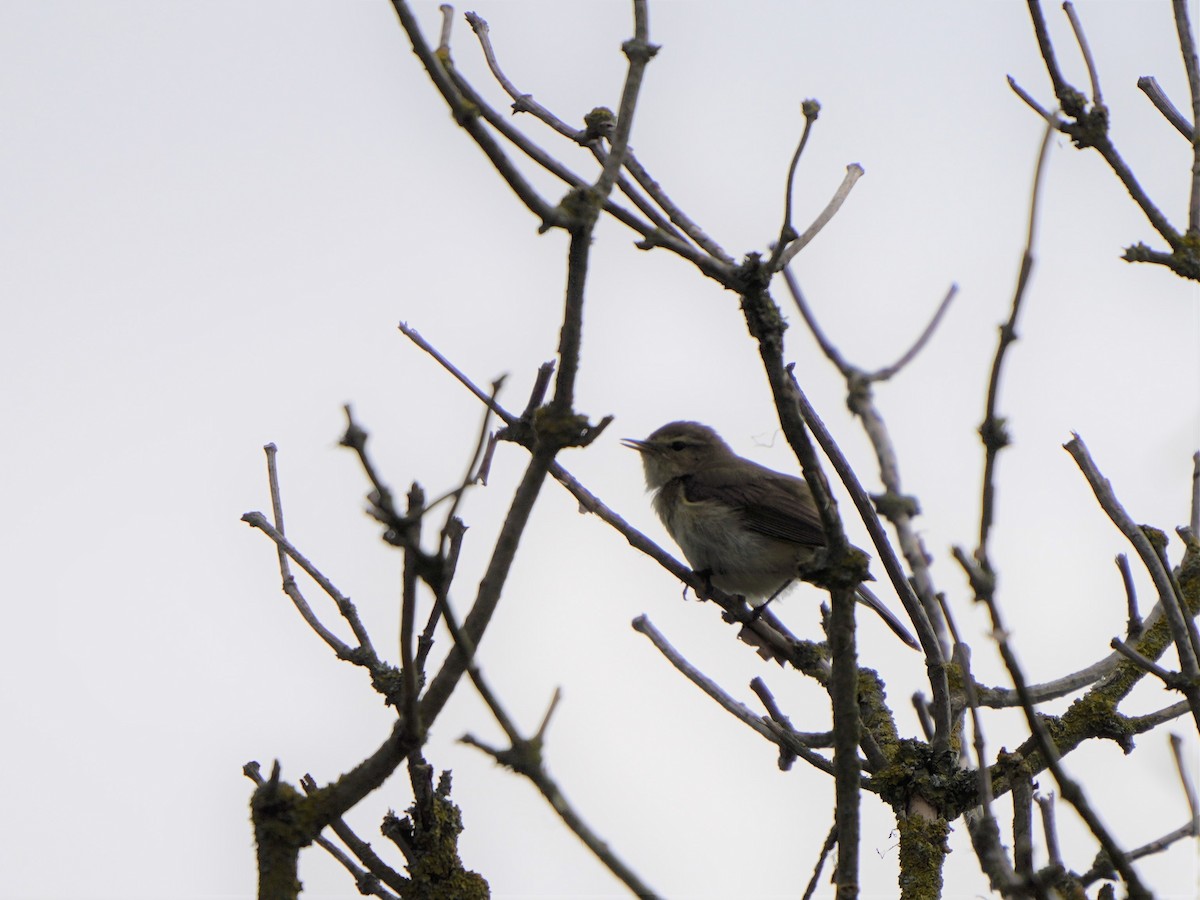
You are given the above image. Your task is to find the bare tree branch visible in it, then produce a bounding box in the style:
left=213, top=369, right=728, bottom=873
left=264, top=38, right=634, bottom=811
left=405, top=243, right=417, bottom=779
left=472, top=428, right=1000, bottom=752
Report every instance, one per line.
left=776, top=163, right=865, bottom=270
left=442, top=593, right=661, bottom=898
left=1064, top=434, right=1200, bottom=730
left=1171, top=0, right=1200, bottom=232
left=1138, top=75, right=1195, bottom=138
left=974, top=121, right=1055, bottom=590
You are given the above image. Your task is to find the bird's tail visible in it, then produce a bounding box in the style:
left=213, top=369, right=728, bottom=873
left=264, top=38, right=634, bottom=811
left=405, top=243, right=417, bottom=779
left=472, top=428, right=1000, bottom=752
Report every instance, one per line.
left=855, top=585, right=920, bottom=651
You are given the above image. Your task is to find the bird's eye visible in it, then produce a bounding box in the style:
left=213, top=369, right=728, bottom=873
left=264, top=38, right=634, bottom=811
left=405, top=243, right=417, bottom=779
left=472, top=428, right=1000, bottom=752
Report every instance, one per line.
left=670, top=440, right=687, bottom=452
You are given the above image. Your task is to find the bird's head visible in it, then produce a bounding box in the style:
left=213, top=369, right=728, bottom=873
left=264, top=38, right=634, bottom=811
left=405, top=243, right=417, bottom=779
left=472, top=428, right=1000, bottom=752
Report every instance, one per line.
left=621, top=421, right=734, bottom=489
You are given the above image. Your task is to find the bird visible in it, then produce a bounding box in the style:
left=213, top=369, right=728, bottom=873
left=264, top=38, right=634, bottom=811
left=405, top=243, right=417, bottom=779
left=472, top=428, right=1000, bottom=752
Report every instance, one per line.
left=622, top=420, right=919, bottom=650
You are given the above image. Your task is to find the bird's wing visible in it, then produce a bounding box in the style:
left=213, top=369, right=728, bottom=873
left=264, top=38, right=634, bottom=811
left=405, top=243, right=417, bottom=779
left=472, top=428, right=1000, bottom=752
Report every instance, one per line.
left=682, top=465, right=826, bottom=547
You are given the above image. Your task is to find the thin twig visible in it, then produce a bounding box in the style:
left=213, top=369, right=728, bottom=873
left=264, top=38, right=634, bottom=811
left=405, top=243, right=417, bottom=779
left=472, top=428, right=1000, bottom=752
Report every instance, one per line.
left=436, top=3, right=453, bottom=53
left=1008, top=75, right=1060, bottom=122
left=386, top=0, right=561, bottom=227
left=749, top=678, right=832, bottom=745
left=767, top=100, right=821, bottom=272
left=1064, top=434, right=1200, bottom=731
left=869, top=284, right=958, bottom=382
left=1063, top=2, right=1103, bottom=107
left=1172, top=0, right=1200, bottom=232
left=463, top=12, right=575, bottom=138
left=620, top=152, right=734, bottom=263
left=438, top=55, right=731, bottom=281
left=911, top=693, right=934, bottom=741
left=1171, top=732, right=1200, bottom=828
left=1137, top=76, right=1195, bottom=139
left=299, top=774, right=410, bottom=895
left=593, top=1, right=656, bottom=201
left=463, top=11, right=733, bottom=264
left=974, top=650, right=1121, bottom=707
left=939, top=596, right=993, bottom=813
left=1127, top=699, right=1193, bottom=732
left=634, top=616, right=843, bottom=775
left=1022, top=1, right=1185, bottom=255
left=781, top=268, right=951, bottom=645
left=440, top=377, right=505, bottom=556
left=442, top=594, right=661, bottom=898
left=776, top=164, right=865, bottom=270
left=1191, top=452, right=1200, bottom=537
left=1012, top=770, right=1035, bottom=878
left=400, top=485, right=424, bottom=734
left=975, top=121, right=1055, bottom=585
left=1117, top=553, right=1142, bottom=639
left=1026, top=0, right=1078, bottom=112
left=802, top=824, right=838, bottom=900
left=1110, top=638, right=1177, bottom=684
left=1036, top=792, right=1063, bottom=870
left=977, top=586, right=1152, bottom=898
left=790, top=378, right=948, bottom=674
left=782, top=267, right=850, bottom=375
left=242, top=510, right=374, bottom=667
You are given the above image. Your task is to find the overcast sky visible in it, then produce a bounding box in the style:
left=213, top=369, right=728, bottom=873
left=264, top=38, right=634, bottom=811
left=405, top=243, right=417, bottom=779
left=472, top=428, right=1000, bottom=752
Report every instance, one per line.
left=3, top=2, right=1199, bottom=898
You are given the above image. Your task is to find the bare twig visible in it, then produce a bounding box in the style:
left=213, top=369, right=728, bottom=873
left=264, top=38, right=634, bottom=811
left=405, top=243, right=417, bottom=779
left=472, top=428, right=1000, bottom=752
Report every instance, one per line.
left=442, top=594, right=660, bottom=898
left=1171, top=732, right=1199, bottom=828
left=1138, top=75, right=1195, bottom=139
left=1026, top=0, right=1079, bottom=112
left=1008, top=74, right=1059, bottom=122
left=788, top=377, right=950, bottom=734
left=975, top=580, right=1152, bottom=897
left=1012, top=769, right=1035, bottom=877
left=749, top=678, right=832, bottom=746
left=767, top=100, right=821, bottom=272
left=441, top=54, right=731, bottom=279
left=436, top=3, right=453, bottom=53
left=1110, top=638, right=1178, bottom=684
left=776, top=164, right=865, bottom=270
left=386, top=0, right=561, bottom=228
left=1036, top=792, right=1063, bottom=870
left=463, top=12, right=574, bottom=137
left=1064, top=434, right=1200, bottom=730
left=439, top=377, right=504, bottom=554
left=911, top=693, right=934, bottom=741
left=620, top=152, right=735, bottom=263
left=463, top=11, right=733, bottom=264
left=1117, top=553, right=1142, bottom=639
left=1078, top=733, right=1200, bottom=884
left=592, top=1, right=656, bottom=201
left=802, top=824, right=839, bottom=900
left=299, top=773, right=410, bottom=895
left=939, top=596, right=994, bottom=814
left=869, top=284, right=958, bottom=382
left=1127, top=699, right=1193, bottom=732
left=1022, top=0, right=1190, bottom=274
left=782, top=267, right=850, bottom=374
left=1063, top=2, right=1103, bottom=107
left=781, top=267, right=952, bottom=647
left=635, top=617, right=844, bottom=775
left=1172, top=0, right=1200, bottom=232
left=400, top=485, right=424, bottom=734
left=975, top=121, right=1055, bottom=587
left=973, top=650, right=1121, bottom=707
left=1191, top=452, right=1200, bottom=536
left=241, top=510, right=380, bottom=670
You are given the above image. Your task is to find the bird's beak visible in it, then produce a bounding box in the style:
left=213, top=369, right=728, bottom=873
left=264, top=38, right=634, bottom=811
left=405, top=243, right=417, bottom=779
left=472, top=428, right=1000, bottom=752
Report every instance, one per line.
left=621, top=438, right=651, bottom=454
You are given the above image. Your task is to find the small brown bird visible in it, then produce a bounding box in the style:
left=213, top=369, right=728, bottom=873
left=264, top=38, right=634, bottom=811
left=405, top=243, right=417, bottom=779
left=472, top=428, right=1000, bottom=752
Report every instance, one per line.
left=623, top=420, right=918, bottom=650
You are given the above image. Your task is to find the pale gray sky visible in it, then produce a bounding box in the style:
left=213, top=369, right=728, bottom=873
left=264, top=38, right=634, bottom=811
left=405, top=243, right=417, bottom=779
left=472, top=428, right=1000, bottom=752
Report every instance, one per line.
left=3, top=2, right=1198, bottom=897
